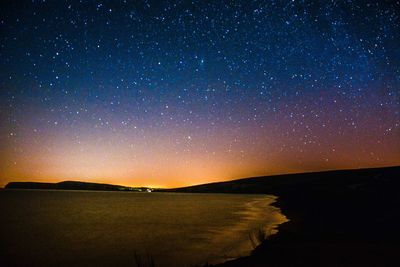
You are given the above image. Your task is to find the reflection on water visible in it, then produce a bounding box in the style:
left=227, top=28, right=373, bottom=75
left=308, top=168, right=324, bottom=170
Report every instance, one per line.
left=0, top=190, right=287, bottom=267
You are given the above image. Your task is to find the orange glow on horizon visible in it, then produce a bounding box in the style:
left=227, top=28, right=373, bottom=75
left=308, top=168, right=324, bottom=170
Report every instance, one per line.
left=1, top=94, right=399, bottom=188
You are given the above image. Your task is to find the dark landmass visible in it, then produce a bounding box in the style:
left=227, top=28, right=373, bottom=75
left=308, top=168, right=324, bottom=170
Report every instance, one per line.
left=4, top=166, right=400, bottom=266
left=158, top=166, right=400, bottom=266
left=5, top=181, right=151, bottom=192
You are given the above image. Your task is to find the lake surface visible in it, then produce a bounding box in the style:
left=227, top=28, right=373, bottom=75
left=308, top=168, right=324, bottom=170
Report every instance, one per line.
left=0, top=190, right=287, bottom=267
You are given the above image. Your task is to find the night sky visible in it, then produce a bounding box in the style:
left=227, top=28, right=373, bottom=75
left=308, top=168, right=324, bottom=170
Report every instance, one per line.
left=1, top=0, right=399, bottom=188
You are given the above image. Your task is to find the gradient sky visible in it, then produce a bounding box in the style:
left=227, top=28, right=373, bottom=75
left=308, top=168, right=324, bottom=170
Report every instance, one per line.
left=0, top=0, right=399, bottom=188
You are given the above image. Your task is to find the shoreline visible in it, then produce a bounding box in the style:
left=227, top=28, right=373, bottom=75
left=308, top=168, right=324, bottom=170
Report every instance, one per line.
left=211, top=196, right=291, bottom=267
left=204, top=195, right=287, bottom=266
left=213, top=167, right=400, bottom=266
left=2, top=166, right=399, bottom=266
left=159, top=166, right=400, bottom=267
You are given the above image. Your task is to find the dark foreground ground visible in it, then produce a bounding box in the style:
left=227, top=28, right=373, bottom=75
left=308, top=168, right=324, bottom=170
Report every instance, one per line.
left=160, top=166, right=400, bottom=267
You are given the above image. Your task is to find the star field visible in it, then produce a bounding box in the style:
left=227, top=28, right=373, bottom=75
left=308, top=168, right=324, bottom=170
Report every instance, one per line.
left=0, top=0, right=399, bottom=187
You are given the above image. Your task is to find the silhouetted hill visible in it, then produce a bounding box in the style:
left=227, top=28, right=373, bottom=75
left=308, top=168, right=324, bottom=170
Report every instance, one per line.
left=159, top=166, right=400, bottom=266
left=5, top=181, right=150, bottom=192
left=158, top=166, right=400, bottom=195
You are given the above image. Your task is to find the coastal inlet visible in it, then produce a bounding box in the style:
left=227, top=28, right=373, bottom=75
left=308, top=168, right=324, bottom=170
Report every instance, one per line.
left=0, top=190, right=287, bottom=267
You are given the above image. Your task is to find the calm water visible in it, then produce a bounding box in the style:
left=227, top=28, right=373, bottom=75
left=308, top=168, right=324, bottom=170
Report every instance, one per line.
left=0, top=190, right=287, bottom=267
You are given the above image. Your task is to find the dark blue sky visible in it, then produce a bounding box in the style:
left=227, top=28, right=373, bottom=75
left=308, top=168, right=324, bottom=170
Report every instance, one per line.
left=1, top=0, right=399, bottom=187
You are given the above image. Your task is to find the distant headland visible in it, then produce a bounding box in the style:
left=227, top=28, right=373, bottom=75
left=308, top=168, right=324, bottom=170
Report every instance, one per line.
left=5, top=181, right=152, bottom=192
